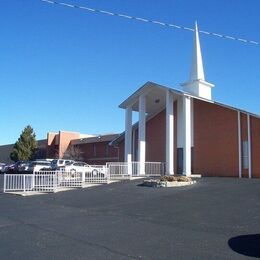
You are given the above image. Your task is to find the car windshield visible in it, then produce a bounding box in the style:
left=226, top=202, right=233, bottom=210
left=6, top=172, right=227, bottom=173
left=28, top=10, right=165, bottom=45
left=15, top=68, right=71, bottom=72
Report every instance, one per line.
left=51, top=160, right=58, bottom=165
left=66, top=162, right=74, bottom=166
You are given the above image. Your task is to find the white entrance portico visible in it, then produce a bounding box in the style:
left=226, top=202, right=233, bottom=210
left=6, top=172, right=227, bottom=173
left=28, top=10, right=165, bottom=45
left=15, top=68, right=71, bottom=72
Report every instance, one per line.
left=119, top=82, right=191, bottom=176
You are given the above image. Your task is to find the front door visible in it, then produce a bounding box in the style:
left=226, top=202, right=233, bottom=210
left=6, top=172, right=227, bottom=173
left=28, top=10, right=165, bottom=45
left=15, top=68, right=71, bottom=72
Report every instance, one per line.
left=177, top=148, right=183, bottom=174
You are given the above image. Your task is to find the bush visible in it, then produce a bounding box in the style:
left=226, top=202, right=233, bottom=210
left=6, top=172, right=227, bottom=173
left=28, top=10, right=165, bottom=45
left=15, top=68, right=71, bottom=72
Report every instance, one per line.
left=160, top=175, right=192, bottom=182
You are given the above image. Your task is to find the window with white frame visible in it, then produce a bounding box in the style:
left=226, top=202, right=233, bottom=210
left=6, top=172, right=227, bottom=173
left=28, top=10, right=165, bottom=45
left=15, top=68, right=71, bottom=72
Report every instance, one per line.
left=242, top=141, right=249, bottom=169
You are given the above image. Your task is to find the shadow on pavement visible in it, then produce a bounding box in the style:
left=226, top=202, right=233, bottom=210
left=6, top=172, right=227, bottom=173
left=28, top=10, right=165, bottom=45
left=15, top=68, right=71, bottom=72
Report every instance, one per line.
left=228, top=234, right=260, bottom=258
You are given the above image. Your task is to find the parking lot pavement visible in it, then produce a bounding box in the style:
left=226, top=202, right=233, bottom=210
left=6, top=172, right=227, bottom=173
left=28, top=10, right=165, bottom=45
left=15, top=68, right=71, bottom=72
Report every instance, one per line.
left=0, top=175, right=259, bottom=259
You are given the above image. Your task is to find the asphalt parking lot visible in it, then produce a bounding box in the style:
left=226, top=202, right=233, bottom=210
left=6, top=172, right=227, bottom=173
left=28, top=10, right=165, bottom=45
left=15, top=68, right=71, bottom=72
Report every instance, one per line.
left=0, top=175, right=259, bottom=259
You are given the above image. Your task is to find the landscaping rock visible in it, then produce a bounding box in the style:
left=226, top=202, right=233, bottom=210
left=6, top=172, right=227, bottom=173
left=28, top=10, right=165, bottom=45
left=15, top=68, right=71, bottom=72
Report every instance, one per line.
left=142, top=177, right=196, bottom=188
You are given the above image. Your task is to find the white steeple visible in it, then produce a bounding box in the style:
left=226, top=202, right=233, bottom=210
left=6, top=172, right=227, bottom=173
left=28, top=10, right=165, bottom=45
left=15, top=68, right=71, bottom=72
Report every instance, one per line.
left=182, top=22, right=214, bottom=100
left=190, top=22, right=205, bottom=81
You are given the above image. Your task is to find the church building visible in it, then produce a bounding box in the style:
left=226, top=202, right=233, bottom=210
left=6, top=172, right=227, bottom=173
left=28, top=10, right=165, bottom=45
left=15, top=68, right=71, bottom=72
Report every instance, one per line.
left=111, top=23, right=260, bottom=178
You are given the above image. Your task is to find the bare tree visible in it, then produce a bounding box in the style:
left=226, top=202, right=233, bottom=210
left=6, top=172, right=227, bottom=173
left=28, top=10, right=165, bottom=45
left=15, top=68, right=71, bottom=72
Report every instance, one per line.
left=63, top=145, right=84, bottom=161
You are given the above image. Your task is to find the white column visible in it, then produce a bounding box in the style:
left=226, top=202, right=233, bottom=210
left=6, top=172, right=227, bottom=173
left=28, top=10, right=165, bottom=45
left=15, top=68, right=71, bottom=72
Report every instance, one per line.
left=183, top=96, right=191, bottom=176
left=138, top=94, right=146, bottom=175
left=132, top=129, right=136, bottom=162
left=237, top=111, right=242, bottom=178
left=124, top=106, right=132, bottom=163
left=125, top=106, right=132, bottom=176
left=247, top=114, right=252, bottom=178
left=166, top=90, right=174, bottom=175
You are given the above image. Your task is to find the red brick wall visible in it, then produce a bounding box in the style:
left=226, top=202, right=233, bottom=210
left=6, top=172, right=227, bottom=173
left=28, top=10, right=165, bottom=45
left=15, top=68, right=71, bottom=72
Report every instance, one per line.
left=240, top=113, right=249, bottom=177
left=117, top=111, right=166, bottom=163
left=79, top=141, right=119, bottom=165
left=251, top=116, right=260, bottom=178
left=118, top=140, right=125, bottom=162
left=193, top=99, right=239, bottom=177
left=146, top=110, right=166, bottom=162
left=59, top=132, right=80, bottom=158
left=46, top=133, right=58, bottom=158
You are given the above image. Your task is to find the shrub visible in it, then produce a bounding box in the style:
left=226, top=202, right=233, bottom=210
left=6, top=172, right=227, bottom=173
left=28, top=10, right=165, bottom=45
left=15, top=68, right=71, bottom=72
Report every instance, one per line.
left=160, top=175, right=192, bottom=182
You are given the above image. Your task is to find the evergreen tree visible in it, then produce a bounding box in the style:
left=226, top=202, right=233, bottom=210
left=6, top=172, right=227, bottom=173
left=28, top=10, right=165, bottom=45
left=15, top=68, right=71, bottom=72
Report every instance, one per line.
left=10, top=125, right=37, bottom=162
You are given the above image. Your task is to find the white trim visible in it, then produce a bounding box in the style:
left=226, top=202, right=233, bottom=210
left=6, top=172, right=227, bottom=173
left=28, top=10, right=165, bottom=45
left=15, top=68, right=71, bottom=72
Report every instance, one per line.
left=183, top=96, right=192, bottom=176
left=124, top=106, right=132, bottom=163
left=191, top=98, right=194, bottom=147
left=132, top=128, right=136, bottom=161
left=237, top=111, right=242, bottom=178
left=166, top=90, right=174, bottom=175
left=247, top=114, right=252, bottom=178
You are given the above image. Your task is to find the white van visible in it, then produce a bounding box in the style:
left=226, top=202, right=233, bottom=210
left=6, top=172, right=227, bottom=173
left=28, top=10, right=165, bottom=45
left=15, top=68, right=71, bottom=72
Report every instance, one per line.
left=51, top=159, right=74, bottom=170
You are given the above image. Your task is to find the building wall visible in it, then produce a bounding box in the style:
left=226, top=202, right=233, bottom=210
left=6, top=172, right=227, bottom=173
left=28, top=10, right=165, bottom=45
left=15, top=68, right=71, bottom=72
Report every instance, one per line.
left=46, top=131, right=119, bottom=164
left=193, top=99, right=239, bottom=177
left=0, top=144, right=14, bottom=164
left=58, top=131, right=80, bottom=158
left=118, top=140, right=124, bottom=162
left=113, top=98, right=260, bottom=178
left=240, top=113, right=249, bottom=178
left=46, top=133, right=58, bottom=159
left=46, top=131, right=81, bottom=159
left=0, top=140, right=47, bottom=164
left=77, top=141, right=119, bottom=165
left=251, top=116, right=260, bottom=178
left=146, top=109, right=166, bottom=162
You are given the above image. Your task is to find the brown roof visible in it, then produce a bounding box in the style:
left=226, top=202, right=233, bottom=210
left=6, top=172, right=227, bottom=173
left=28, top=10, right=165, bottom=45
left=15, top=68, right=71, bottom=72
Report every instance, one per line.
left=71, top=134, right=120, bottom=145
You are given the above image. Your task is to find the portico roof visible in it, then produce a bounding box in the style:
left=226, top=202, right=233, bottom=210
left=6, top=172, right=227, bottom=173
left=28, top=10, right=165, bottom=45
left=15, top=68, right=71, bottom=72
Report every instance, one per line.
left=119, top=81, right=260, bottom=119
left=119, top=81, right=183, bottom=115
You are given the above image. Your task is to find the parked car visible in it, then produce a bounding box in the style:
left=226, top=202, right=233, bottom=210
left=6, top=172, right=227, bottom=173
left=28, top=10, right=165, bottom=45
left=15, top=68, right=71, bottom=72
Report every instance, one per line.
left=3, top=164, right=12, bottom=173
left=5, top=161, right=29, bottom=174
left=20, top=162, right=31, bottom=172
left=27, top=160, right=52, bottom=172
left=51, top=159, right=74, bottom=170
left=59, top=162, right=107, bottom=176
left=0, top=163, right=6, bottom=173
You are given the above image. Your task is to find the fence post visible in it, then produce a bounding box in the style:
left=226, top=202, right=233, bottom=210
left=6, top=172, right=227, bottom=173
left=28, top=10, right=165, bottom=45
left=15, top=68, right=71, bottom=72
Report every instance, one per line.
left=23, top=174, right=26, bottom=193
left=3, top=174, right=6, bottom=193
left=106, top=165, right=110, bottom=184
left=106, top=163, right=110, bottom=182
left=32, top=170, right=35, bottom=191
left=54, top=171, right=59, bottom=192
left=82, top=171, right=85, bottom=187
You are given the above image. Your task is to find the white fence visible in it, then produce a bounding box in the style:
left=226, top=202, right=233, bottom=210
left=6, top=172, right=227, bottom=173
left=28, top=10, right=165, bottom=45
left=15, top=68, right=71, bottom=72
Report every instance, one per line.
left=4, top=162, right=165, bottom=194
left=4, top=169, right=109, bottom=194
left=85, top=165, right=108, bottom=184
left=106, top=162, right=165, bottom=179
left=4, top=172, right=58, bottom=193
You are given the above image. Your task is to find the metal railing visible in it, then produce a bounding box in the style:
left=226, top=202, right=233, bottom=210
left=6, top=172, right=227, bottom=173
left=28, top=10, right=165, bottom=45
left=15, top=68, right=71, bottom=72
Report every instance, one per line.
left=33, top=171, right=58, bottom=192
left=3, top=162, right=165, bottom=194
left=106, top=162, right=165, bottom=179
left=106, top=162, right=130, bottom=179
left=85, top=167, right=109, bottom=183
left=57, top=171, right=83, bottom=188
left=4, top=174, right=34, bottom=193
left=3, top=168, right=109, bottom=194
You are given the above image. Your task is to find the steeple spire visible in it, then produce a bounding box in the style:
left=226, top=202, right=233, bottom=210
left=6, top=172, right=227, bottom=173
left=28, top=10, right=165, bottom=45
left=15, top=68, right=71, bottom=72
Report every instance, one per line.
left=190, top=21, right=205, bottom=81
left=181, top=22, right=214, bottom=100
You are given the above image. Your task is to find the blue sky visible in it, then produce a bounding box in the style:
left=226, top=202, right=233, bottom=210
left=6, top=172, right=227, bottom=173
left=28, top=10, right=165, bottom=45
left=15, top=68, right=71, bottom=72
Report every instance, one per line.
left=1, top=0, right=260, bottom=144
